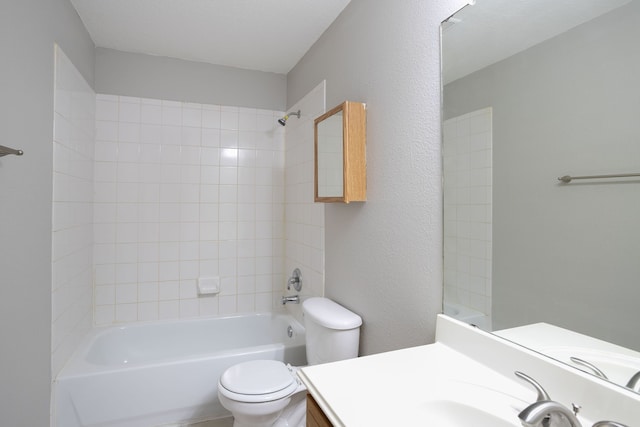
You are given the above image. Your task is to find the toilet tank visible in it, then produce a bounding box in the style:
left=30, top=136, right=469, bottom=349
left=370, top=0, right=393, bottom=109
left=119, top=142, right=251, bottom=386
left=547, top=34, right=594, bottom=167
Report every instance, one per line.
left=302, top=297, right=363, bottom=365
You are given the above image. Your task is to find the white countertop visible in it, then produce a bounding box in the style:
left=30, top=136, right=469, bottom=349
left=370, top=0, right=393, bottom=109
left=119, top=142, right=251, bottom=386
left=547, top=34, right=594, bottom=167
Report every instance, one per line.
left=298, top=341, right=529, bottom=426
left=298, top=315, right=640, bottom=427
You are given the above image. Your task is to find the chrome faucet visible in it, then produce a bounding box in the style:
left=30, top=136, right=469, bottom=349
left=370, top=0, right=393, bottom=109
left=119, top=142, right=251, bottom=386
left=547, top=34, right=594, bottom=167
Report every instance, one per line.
left=515, top=371, right=582, bottom=427
left=515, top=371, right=550, bottom=401
left=281, top=295, right=299, bottom=305
left=569, top=357, right=608, bottom=380
left=519, top=400, right=582, bottom=427
left=625, top=370, right=640, bottom=392
left=287, top=268, right=302, bottom=292
left=568, top=358, right=640, bottom=393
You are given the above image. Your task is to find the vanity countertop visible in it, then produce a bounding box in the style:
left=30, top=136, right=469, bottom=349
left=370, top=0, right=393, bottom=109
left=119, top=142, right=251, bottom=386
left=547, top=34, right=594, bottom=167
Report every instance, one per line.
left=298, top=315, right=640, bottom=427
left=298, top=341, right=528, bottom=426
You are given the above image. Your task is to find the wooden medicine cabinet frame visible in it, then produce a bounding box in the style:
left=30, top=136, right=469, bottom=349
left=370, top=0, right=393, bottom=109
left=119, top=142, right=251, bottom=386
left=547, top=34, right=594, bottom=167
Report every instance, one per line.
left=314, top=101, right=367, bottom=203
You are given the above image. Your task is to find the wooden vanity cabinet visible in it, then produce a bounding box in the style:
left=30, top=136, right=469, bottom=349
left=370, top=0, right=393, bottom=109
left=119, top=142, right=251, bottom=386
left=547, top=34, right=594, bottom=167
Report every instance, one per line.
left=306, top=393, right=333, bottom=427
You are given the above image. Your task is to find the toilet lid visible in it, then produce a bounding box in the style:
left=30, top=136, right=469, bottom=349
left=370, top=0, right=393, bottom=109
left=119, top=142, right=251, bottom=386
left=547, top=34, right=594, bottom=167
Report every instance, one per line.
left=219, top=360, right=298, bottom=402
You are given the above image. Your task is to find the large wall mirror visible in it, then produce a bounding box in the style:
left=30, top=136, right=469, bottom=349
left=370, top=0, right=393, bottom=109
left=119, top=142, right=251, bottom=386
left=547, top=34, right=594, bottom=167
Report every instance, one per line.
left=442, top=0, right=640, bottom=391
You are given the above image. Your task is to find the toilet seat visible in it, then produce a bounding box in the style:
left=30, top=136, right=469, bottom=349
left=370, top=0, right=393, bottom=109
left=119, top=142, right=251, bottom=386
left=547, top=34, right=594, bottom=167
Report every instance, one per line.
left=218, top=360, right=299, bottom=403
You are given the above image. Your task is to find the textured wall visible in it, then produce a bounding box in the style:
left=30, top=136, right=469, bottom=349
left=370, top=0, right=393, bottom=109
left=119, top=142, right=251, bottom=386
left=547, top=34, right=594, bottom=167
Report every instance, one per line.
left=0, top=0, right=95, bottom=424
left=95, top=48, right=287, bottom=111
left=287, top=0, right=469, bottom=355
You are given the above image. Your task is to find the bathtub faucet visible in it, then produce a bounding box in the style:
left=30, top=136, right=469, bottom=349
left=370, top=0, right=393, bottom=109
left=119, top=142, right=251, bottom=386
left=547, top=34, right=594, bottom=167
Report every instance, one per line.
left=281, top=295, right=300, bottom=305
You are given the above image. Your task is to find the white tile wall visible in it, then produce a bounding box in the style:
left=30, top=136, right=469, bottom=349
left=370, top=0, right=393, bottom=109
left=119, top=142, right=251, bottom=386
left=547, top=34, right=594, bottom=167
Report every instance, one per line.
left=443, top=107, right=492, bottom=317
left=50, top=67, right=328, bottom=414
left=93, top=94, right=286, bottom=325
left=283, top=82, right=326, bottom=323
left=52, top=45, right=95, bottom=376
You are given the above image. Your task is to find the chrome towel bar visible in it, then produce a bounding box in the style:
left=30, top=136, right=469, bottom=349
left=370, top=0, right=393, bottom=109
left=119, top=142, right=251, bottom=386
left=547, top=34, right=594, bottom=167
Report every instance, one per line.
left=558, top=172, right=640, bottom=183
left=0, top=144, right=24, bottom=157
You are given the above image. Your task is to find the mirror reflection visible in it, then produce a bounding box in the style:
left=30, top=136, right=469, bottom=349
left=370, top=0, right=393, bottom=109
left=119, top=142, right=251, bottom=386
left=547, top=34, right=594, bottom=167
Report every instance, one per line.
left=442, top=0, right=640, bottom=390
left=316, top=111, right=345, bottom=199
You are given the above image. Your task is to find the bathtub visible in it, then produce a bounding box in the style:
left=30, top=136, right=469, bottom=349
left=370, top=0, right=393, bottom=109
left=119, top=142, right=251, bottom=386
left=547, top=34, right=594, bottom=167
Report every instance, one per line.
left=443, top=301, right=492, bottom=331
left=54, top=312, right=306, bottom=427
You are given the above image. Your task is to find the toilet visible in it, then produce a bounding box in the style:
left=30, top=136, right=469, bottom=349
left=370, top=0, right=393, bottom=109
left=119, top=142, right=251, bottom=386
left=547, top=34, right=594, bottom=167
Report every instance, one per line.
left=217, top=297, right=362, bottom=427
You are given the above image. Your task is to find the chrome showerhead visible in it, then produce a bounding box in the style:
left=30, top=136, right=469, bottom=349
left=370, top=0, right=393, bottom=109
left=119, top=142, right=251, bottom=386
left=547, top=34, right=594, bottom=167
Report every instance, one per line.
left=277, top=110, right=301, bottom=126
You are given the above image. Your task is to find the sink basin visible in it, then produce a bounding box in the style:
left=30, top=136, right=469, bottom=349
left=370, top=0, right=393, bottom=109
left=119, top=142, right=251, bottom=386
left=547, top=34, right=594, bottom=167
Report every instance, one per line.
left=398, top=381, right=527, bottom=427
left=420, top=400, right=519, bottom=427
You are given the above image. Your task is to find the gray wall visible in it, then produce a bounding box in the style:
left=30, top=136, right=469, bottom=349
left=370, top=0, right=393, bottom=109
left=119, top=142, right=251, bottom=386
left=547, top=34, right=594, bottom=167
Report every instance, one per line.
left=444, top=1, right=640, bottom=349
left=95, top=48, right=287, bottom=110
left=0, top=0, right=471, bottom=422
left=0, top=0, right=95, bottom=424
left=287, top=0, right=468, bottom=355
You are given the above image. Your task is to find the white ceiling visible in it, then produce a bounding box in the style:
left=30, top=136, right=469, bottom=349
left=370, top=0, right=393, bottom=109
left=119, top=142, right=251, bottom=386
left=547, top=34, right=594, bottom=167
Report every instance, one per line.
left=70, top=0, right=351, bottom=74
left=443, top=0, right=632, bottom=84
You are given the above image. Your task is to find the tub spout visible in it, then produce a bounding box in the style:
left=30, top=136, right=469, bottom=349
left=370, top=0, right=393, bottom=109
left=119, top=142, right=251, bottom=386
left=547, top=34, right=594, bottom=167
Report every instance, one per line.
left=282, top=295, right=300, bottom=305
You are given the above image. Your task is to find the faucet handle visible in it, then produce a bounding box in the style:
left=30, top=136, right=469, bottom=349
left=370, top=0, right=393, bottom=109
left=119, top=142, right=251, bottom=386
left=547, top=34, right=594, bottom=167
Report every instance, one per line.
left=570, top=357, right=609, bottom=380
left=625, top=370, right=640, bottom=392
left=287, top=268, right=302, bottom=291
left=519, top=400, right=583, bottom=427
left=515, top=371, right=551, bottom=402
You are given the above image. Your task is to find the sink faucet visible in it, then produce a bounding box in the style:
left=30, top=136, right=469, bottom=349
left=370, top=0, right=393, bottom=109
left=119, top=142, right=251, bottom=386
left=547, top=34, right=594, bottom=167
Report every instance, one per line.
left=519, top=400, right=582, bottom=427
left=515, top=371, right=582, bottom=427
left=625, top=370, right=640, bottom=392
left=569, top=357, right=608, bottom=380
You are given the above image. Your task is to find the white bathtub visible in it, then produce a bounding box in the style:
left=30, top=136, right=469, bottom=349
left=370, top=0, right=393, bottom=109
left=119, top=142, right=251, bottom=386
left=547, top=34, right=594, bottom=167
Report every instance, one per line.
left=54, top=312, right=306, bottom=427
left=443, top=301, right=492, bottom=331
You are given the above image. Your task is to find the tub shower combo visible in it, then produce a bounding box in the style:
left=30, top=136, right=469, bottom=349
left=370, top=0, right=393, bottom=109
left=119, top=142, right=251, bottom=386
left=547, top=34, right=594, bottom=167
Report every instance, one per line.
left=55, top=313, right=306, bottom=426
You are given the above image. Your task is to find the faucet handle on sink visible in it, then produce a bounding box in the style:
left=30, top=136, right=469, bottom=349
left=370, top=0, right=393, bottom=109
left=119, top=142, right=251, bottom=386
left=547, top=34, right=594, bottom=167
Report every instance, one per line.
left=625, top=370, right=640, bottom=392
left=569, top=357, right=609, bottom=380
left=515, top=371, right=583, bottom=427
left=515, top=371, right=551, bottom=402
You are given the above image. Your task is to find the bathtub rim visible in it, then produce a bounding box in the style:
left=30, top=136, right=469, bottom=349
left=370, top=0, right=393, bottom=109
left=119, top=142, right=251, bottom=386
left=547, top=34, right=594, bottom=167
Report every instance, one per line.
left=56, top=311, right=306, bottom=379
left=442, top=301, right=492, bottom=331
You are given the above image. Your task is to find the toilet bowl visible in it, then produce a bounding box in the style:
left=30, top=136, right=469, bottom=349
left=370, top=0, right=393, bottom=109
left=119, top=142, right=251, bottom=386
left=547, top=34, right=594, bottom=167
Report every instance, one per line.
left=217, top=297, right=362, bottom=427
left=217, top=360, right=306, bottom=427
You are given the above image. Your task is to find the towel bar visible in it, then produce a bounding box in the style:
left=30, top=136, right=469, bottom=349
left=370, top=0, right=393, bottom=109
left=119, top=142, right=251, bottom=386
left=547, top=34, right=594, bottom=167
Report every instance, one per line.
left=0, top=144, right=24, bottom=157
left=558, top=173, right=640, bottom=183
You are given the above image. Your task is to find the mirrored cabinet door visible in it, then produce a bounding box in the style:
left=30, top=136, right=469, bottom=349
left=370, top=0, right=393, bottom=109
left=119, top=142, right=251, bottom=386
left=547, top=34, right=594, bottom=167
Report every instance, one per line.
left=314, top=101, right=366, bottom=203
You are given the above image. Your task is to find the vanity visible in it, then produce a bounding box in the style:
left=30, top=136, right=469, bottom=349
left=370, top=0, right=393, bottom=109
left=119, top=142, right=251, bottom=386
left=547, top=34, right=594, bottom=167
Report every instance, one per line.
left=299, top=316, right=640, bottom=426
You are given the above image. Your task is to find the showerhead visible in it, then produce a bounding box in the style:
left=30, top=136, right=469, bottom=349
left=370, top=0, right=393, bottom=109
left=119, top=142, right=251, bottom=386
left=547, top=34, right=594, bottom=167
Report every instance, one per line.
left=277, top=110, right=301, bottom=126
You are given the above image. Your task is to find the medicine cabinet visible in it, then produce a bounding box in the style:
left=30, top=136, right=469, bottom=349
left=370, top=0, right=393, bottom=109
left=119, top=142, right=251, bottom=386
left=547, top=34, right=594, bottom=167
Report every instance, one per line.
left=314, top=101, right=366, bottom=203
